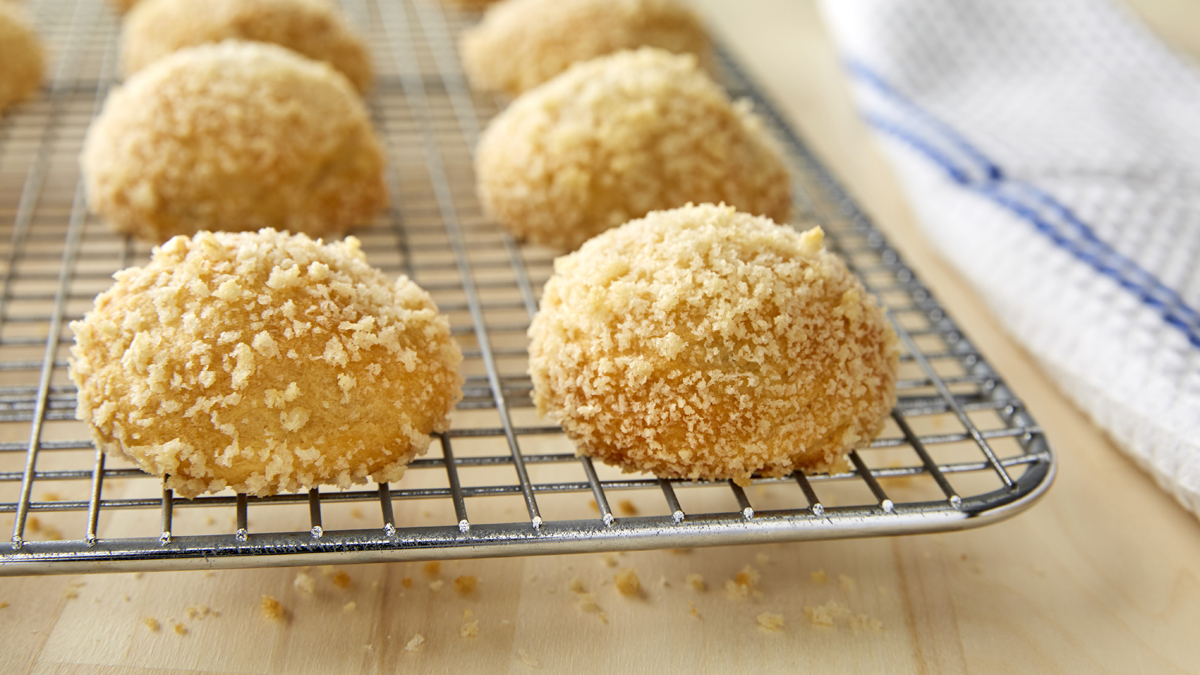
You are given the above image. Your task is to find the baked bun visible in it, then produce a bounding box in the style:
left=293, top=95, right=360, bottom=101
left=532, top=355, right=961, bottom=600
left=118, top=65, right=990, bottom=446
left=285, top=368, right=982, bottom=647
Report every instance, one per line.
left=82, top=41, right=386, bottom=242
left=461, top=0, right=708, bottom=95
left=476, top=48, right=791, bottom=251
left=70, top=229, right=464, bottom=498
left=0, top=3, right=44, bottom=113
left=528, top=204, right=898, bottom=484
left=121, top=0, right=372, bottom=92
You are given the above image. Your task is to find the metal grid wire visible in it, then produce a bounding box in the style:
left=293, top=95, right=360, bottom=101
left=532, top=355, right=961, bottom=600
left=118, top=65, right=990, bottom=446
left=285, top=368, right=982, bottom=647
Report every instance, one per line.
left=0, top=0, right=1053, bottom=575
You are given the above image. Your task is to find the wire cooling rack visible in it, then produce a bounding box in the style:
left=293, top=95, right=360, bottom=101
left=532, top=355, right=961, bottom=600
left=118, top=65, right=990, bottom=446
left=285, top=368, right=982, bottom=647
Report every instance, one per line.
left=0, top=0, right=1054, bottom=575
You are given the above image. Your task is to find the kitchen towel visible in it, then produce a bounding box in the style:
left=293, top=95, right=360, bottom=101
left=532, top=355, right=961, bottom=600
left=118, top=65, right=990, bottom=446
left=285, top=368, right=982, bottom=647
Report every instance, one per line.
left=818, top=0, right=1200, bottom=519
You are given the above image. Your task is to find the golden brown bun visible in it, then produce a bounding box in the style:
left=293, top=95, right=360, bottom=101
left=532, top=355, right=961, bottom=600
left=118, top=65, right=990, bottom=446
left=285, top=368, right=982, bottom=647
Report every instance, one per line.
left=528, top=204, right=898, bottom=484
left=122, top=0, right=372, bottom=93
left=70, top=229, right=464, bottom=498
left=461, top=0, right=708, bottom=95
left=82, top=41, right=387, bottom=242
left=476, top=48, right=791, bottom=251
left=0, top=3, right=44, bottom=113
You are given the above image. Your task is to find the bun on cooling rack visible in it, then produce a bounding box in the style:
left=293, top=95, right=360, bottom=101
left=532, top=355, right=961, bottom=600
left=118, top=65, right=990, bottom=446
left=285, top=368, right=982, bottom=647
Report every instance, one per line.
left=528, top=203, right=899, bottom=484
left=460, top=0, right=709, bottom=95
left=69, top=229, right=464, bottom=498
left=121, top=0, right=373, bottom=93
left=0, top=3, right=44, bottom=114
left=82, top=41, right=386, bottom=242
left=475, top=48, right=791, bottom=251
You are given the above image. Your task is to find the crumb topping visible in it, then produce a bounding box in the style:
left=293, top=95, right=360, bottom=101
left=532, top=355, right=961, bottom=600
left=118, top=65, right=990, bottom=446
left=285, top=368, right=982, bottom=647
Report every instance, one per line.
left=70, top=229, right=463, bottom=498
left=476, top=49, right=791, bottom=251
left=528, top=204, right=898, bottom=483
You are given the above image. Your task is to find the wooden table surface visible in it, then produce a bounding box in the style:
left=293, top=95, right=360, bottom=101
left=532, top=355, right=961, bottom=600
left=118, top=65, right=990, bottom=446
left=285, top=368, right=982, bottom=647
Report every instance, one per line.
left=3, top=1, right=1200, bottom=673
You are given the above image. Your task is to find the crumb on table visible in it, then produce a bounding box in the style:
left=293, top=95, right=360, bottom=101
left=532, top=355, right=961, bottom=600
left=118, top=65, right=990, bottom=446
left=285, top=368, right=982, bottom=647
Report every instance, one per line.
left=343, top=602, right=357, bottom=613
left=757, top=612, right=784, bottom=632
left=143, top=617, right=160, bottom=632
left=173, top=622, right=187, bottom=636
left=333, top=571, right=352, bottom=589
left=423, top=561, right=441, bottom=577
left=401, top=577, right=413, bottom=589
left=404, top=634, right=425, bottom=653
left=686, top=573, right=706, bottom=592
left=517, top=648, right=540, bottom=668
left=454, top=575, right=477, bottom=595
left=460, top=620, right=479, bottom=638
left=429, top=580, right=445, bottom=592
left=810, top=569, right=828, bottom=585
left=614, top=568, right=641, bottom=597
left=294, top=572, right=316, bottom=594
left=261, top=595, right=287, bottom=622
left=839, top=573, right=857, bottom=592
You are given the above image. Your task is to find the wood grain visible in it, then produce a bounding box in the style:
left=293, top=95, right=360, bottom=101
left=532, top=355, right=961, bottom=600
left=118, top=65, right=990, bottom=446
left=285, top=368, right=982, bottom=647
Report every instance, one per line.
left=3, top=1, right=1200, bottom=673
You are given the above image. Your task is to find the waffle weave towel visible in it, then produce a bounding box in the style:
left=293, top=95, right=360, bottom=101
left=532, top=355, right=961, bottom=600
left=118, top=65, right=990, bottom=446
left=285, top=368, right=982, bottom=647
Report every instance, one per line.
left=818, top=0, right=1200, bottom=519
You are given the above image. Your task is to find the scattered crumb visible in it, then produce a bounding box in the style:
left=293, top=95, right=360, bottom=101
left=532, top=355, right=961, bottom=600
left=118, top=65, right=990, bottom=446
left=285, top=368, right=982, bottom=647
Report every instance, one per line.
left=423, top=561, right=442, bottom=577
left=616, top=499, right=638, bottom=516
left=577, top=592, right=601, bottom=614
left=123, top=595, right=131, bottom=602
left=517, top=648, right=540, bottom=668
left=185, top=605, right=214, bottom=620
left=848, top=613, right=884, bottom=632
left=686, top=574, right=706, bottom=592
left=350, top=507, right=364, bottom=519
left=587, top=500, right=600, bottom=513
left=62, top=587, right=79, bottom=600
left=568, top=577, right=587, bottom=594
left=688, top=600, right=701, bottom=619
left=960, top=554, right=968, bottom=562
left=134, top=572, right=144, bottom=580
left=454, top=575, right=477, bottom=595
left=614, top=568, right=641, bottom=597
left=460, top=620, right=479, bottom=638
left=804, top=600, right=851, bottom=627
left=0, top=601, right=7, bottom=610
left=143, top=617, right=160, bottom=632
left=28, top=517, right=63, bottom=541
left=203, top=570, right=215, bottom=578
left=839, top=574, right=857, bottom=592
left=294, top=572, right=316, bottom=594
left=404, top=634, right=425, bottom=653
left=204, top=516, right=216, bottom=526
left=421, top=510, right=432, bottom=519
left=401, top=577, right=413, bottom=589
left=757, top=612, right=785, bottom=632
left=260, top=595, right=287, bottom=622
left=810, top=569, right=828, bottom=585
left=463, top=608, right=474, bottom=620
left=599, top=612, right=608, bottom=624
left=343, top=602, right=357, bottom=613
left=670, top=548, right=693, bottom=555
left=173, top=623, right=187, bottom=636
left=319, top=566, right=336, bottom=577
left=429, top=580, right=445, bottom=592
left=600, top=552, right=618, bottom=568
left=725, top=565, right=761, bottom=600
left=658, top=575, right=669, bottom=588
left=333, top=571, right=352, bottom=589
left=756, top=553, right=770, bottom=565
left=41, top=492, right=61, bottom=502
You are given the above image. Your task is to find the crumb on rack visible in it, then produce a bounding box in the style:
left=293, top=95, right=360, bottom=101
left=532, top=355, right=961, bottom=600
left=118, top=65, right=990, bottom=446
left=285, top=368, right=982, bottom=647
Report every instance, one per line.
left=810, top=569, right=828, bottom=585
left=401, top=577, right=413, bottom=589
left=757, top=612, right=784, bottom=632
left=333, top=571, right=353, bottom=589
left=143, top=617, right=160, bottom=632
left=617, top=499, right=638, bottom=516
left=404, top=634, right=425, bottom=653
left=454, top=575, right=477, bottom=595
left=261, top=595, right=287, bottom=622
left=614, top=568, right=641, bottom=597
left=517, top=647, right=540, bottom=668
left=686, top=573, right=706, bottom=592
left=294, top=572, right=316, bottom=594
left=429, top=580, right=445, bottom=592
left=423, top=561, right=441, bottom=577
left=839, top=573, right=857, bottom=592
left=343, top=602, right=357, bottom=613
left=173, top=622, right=187, bottom=636
left=804, top=599, right=850, bottom=628
left=460, top=620, right=479, bottom=638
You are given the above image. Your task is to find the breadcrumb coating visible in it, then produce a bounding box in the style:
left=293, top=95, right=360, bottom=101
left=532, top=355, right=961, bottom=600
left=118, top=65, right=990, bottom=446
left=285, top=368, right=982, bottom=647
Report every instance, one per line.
left=69, top=229, right=463, bottom=498
left=122, top=0, right=373, bottom=93
left=476, top=48, right=791, bottom=251
left=82, top=41, right=386, bottom=242
left=528, top=204, right=898, bottom=484
left=461, top=0, right=708, bottom=95
left=0, top=3, right=43, bottom=113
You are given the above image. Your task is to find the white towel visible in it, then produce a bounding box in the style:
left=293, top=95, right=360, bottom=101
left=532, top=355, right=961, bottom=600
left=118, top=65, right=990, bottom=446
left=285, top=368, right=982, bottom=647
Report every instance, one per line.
left=818, top=0, right=1200, bottom=519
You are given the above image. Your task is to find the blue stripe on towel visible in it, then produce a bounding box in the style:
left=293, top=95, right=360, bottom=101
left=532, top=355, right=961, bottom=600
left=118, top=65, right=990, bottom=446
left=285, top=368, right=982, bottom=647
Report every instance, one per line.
left=847, top=59, right=1200, bottom=348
